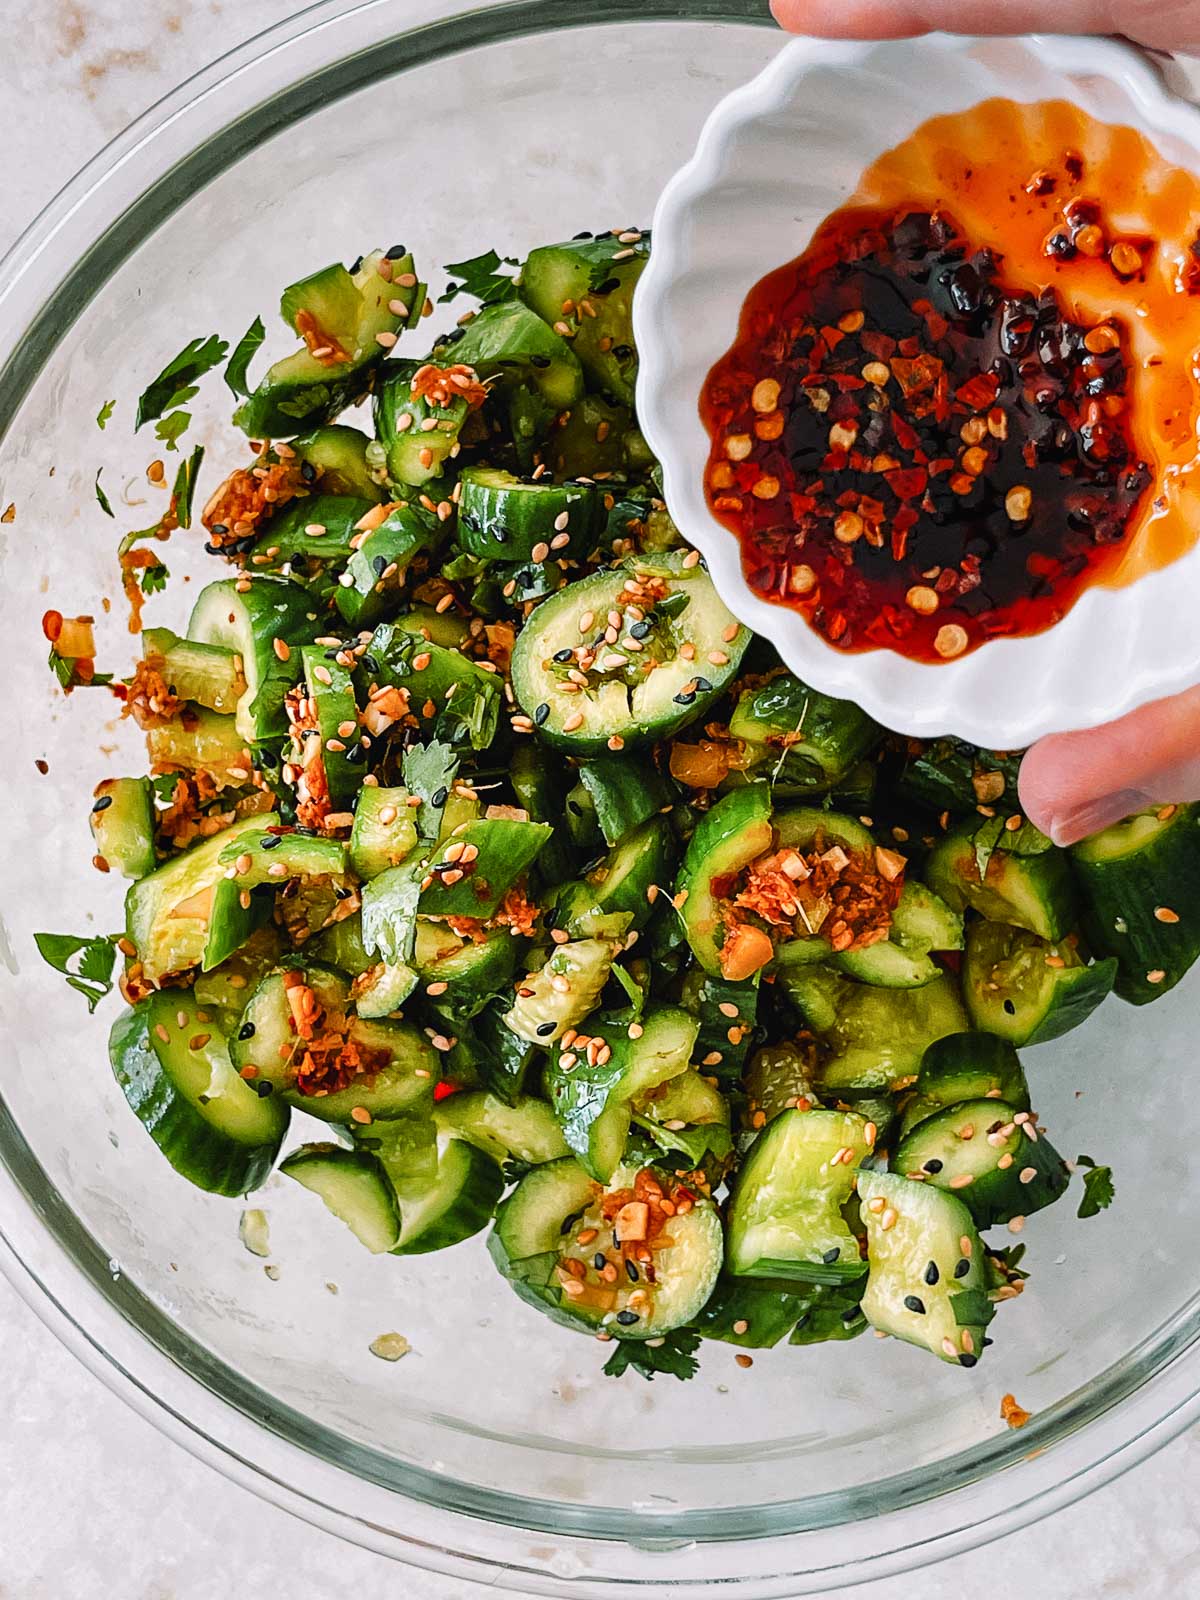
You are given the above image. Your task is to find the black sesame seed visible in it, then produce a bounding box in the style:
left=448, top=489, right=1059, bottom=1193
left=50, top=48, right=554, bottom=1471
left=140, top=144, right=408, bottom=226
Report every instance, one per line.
left=553, top=647, right=574, bottom=663
left=959, top=1352, right=979, bottom=1368
left=625, top=1259, right=639, bottom=1282
left=593, top=1253, right=606, bottom=1272
left=91, top=795, right=114, bottom=813
left=373, top=555, right=387, bottom=577
left=536, top=1021, right=556, bottom=1037
left=530, top=354, right=552, bottom=369
left=822, top=1247, right=841, bottom=1264
left=629, top=620, right=651, bottom=639
left=560, top=1209, right=584, bottom=1235
left=431, top=787, right=448, bottom=807
left=534, top=703, right=550, bottom=726
left=673, top=690, right=696, bottom=706
left=573, top=230, right=594, bottom=240
left=260, top=834, right=281, bottom=849
left=615, top=1309, right=639, bottom=1326
left=904, top=1295, right=926, bottom=1315
left=300, top=462, right=317, bottom=484
left=982, top=1337, right=994, bottom=1349
left=923, top=1158, right=944, bottom=1174
left=348, top=254, right=364, bottom=274
left=211, top=523, right=229, bottom=535
left=568, top=800, right=583, bottom=816
left=794, top=1311, right=812, bottom=1330
left=954, top=1257, right=971, bottom=1278
left=924, top=1260, right=940, bottom=1285
left=237, top=1022, right=257, bottom=1040
left=204, top=541, right=222, bottom=556
left=841, top=1305, right=861, bottom=1323
left=692, top=676, right=713, bottom=693
left=362, top=654, right=380, bottom=674
left=332, top=884, right=354, bottom=900
left=255, top=1080, right=275, bottom=1098
left=385, top=243, right=408, bottom=259
left=1003, top=999, right=1016, bottom=1015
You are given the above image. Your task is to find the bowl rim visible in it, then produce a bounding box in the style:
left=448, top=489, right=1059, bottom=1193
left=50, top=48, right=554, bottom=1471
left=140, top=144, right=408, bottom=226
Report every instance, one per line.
left=634, top=31, right=1200, bottom=747
left=3, top=5, right=1200, bottom=1592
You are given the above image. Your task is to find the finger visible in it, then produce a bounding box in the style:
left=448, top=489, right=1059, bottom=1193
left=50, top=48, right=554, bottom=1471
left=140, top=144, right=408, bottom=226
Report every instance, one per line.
left=769, top=0, right=1200, bottom=52
left=1018, top=684, right=1200, bottom=845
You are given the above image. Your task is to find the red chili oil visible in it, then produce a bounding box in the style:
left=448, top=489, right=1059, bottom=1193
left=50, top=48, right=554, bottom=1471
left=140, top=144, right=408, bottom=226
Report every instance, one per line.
left=701, top=206, right=1152, bottom=662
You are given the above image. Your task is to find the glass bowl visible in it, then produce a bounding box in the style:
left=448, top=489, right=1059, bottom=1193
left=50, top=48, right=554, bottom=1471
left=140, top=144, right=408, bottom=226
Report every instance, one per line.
left=1, top=3, right=1198, bottom=1594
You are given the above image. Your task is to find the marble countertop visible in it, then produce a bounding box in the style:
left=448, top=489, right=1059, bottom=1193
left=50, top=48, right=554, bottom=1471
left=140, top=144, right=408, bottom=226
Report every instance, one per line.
left=2, top=3, right=1198, bottom=1595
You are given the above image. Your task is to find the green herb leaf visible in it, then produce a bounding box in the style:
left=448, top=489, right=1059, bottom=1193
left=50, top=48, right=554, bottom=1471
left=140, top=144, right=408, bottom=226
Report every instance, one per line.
left=402, top=740, right=460, bottom=839
left=949, top=1288, right=996, bottom=1329
left=1077, top=1160, right=1114, bottom=1218
left=438, top=249, right=520, bottom=306
left=602, top=1326, right=701, bottom=1382
left=139, top=562, right=169, bottom=596
left=171, top=444, right=205, bottom=529
left=610, top=961, right=645, bottom=1018
left=986, top=1243, right=1030, bottom=1284
left=224, top=316, right=266, bottom=399
left=361, top=864, right=422, bottom=966
left=135, top=335, right=228, bottom=429
left=47, top=645, right=73, bottom=689
left=150, top=773, right=180, bottom=806
left=154, top=411, right=192, bottom=452
left=634, top=1114, right=733, bottom=1168
left=94, top=469, right=114, bottom=518
left=96, top=398, right=115, bottom=430
left=34, top=931, right=118, bottom=1012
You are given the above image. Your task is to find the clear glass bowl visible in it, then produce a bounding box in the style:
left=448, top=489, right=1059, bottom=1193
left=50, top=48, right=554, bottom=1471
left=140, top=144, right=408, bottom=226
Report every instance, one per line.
left=1, top=3, right=1198, bottom=1593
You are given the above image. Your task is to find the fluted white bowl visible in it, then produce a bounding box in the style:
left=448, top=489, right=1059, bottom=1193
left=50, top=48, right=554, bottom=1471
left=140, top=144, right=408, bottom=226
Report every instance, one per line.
left=636, top=34, right=1200, bottom=746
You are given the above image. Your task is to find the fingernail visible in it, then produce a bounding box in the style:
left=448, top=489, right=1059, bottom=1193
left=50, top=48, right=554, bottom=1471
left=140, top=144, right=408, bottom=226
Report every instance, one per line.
left=1045, top=788, right=1149, bottom=847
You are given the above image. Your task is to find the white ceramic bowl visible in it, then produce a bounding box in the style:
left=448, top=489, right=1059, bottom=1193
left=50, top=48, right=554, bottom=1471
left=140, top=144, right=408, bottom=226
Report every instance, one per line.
left=636, top=33, right=1200, bottom=747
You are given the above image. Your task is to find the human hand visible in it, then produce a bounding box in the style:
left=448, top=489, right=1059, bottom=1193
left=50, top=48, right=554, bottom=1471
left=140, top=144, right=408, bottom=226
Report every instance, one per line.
left=769, top=0, right=1200, bottom=53
left=771, top=0, right=1200, bottom=844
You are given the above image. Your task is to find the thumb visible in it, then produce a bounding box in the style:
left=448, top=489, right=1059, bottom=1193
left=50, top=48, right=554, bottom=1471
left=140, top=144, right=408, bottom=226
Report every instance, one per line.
left=1018, top=684, right=1200, bottom=846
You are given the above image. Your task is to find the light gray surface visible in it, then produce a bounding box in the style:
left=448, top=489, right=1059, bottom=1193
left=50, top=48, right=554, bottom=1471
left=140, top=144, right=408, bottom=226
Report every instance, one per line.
left=0, top=2, right=1196, bottom=1594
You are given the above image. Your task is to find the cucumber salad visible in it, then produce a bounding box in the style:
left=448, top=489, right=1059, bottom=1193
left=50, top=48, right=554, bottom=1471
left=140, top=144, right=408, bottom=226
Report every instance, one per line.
left=43, top=231, right=1200, bottom=1383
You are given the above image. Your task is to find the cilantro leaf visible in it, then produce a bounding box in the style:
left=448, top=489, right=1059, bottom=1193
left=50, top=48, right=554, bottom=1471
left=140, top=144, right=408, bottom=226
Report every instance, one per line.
left=1077, top=1159, right=1115, bottom=1218
left=47, top=646, right=73, bottom=689
left=171, top=444, right=205, bottom=529
left=34, top=931, right=118, bottom=1012
left=610, top=961, right=645, bottom=1018
left=438, top=249, right=520, bottom=306
left=135, top=335, right=228, bottom=429
left=224, top=315, right=266, bottom=399
left=150, top=773, right=180, bottom=806
left=96, top=398, right=115, bottom=430
left=139, top=562, right=169, bottom=596
left=402, top=740, right=460, bottom=839
left=361, top=863, right=422, bottom=966
left=154, top=411, right=192, bottom=452
left=949, top=1288, right=996, bottom=1329
left=94, top=469, right=114, bottom=518
left=602, top=1327, right=701, bottom=1382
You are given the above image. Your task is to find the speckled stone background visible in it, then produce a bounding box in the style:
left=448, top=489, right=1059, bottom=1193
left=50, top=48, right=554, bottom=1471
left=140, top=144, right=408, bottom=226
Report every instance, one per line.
left=1, top=3, right=1198, bottom=1595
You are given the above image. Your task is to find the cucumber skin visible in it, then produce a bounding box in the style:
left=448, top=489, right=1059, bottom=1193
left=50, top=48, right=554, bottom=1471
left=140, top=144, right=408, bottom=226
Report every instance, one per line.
left=392, top=1140, right=504, bottom=1255
left=679, top=784, right=774, bottom=976
left=109, top=1005, right=285, bottom=1198
left=893, top=1098, right=1070, bottom=1230
left=1071, top=805, right=1200, bottom=1004
left=962, top=921, right=1117, bottom=1045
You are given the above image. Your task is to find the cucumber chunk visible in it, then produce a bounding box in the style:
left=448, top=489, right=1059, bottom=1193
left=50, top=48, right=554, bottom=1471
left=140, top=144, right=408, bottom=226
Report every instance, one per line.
left=145, top=709, right=251, bottom=786
left=418, top=817, right=551, bottom=919
left=390, top=1136, right=504, bottom=1254
left=727, top=1109, right=871, bottom=1285
left=336, top=505, right=442, bottom=629
left=141, top=629, right=247, bottom=714
left=91, top=777, right=156, bottom=880
left=553, top=815, right=674, bottom=937
left=857, top=1170, right=991, bottom=1366
left=577, top=751, right=675, bottom=848
left=234, top=250, right=425, bottom=438
left=926, top=817, right=1076, bottom=941
left=1071, top=803, right=1200, bottom=1004
left=356, top=620, right=502, bottom=750
left=300, top=645, right=360, bottom=808
left=545, top=1004, right=698, bottom=1181
left=900, top=1030, right=1030, bottom=1135
left=782, top=967, right=968, bottom=1095
left=504, top=936, right=617, bottom=1045
left=730, top=673, right=880, bottom=787
left=125, top=813, right=279, bottom=983
left=893, top=1099, right=1069, bottom=1228
left=188, top=576, right=320, bottom=743
left=242, top=494, right=375, bottom=578
left=281, top=1144, right=401, bottom=1253
left=510, top=554, right=750, bottom=754
left=374, top=359, right=472, bottom=488
left=679, top=785, right=775, bottom=978
left=963, top=920, right=1117, bottom=1044
left=413, top=923, right=521, bottom=1022
left=490, top=1158, right=723, bottom=1339
left=434, top=1091, right=569, bottom=1165
left=457, top=467, right=601, bottom=562
left=109, top=990, right=287, bottom=1197
left=232, top=962, right=437, bottom=1121
left=291, top=425, right=383, bottom=501
left=449, top=300, right=583, bottom=468
left=349, top=786, right=419, bottom=879
left=520, top=234, right=647, bottom=404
